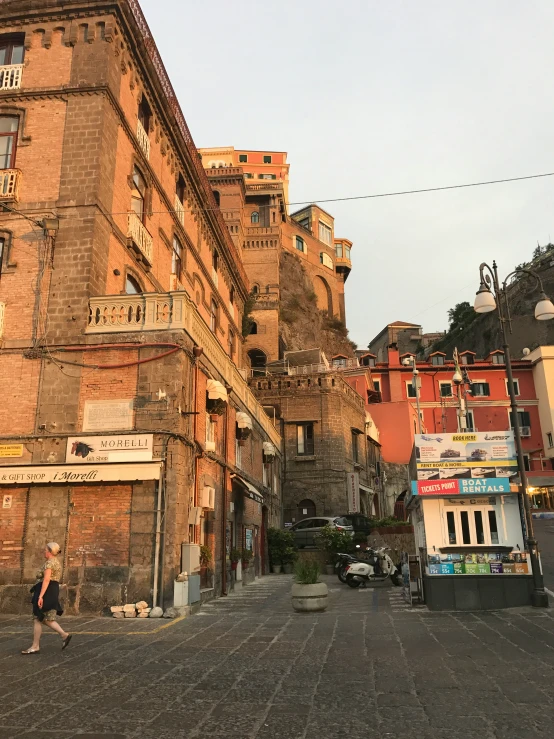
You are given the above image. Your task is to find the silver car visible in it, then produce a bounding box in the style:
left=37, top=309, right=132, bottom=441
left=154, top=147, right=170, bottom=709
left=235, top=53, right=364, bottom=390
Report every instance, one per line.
left=288, top=516, right=353, bottom=549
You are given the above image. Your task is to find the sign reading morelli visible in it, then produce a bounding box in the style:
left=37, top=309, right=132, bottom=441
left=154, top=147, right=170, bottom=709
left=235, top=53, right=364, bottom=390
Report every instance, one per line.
left=65, top=434, right=153, bottom=464
left=0, top=462, right=162, bottom=485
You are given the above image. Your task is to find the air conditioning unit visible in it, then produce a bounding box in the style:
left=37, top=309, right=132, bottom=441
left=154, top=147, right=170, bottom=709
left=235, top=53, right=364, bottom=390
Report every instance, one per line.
left=188, top=506, right=201, bottom=526
left=205, top=440, right=216, bottom=452
left=520, top=426, right=531, bottom=437
left=200, top=486, right=215, bottom=510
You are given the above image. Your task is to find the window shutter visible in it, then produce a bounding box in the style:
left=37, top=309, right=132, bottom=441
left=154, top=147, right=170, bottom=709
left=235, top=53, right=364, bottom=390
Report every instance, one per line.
left=483, top=383, right=490, bottom=396
left=522, top=411, right=531, bottom=427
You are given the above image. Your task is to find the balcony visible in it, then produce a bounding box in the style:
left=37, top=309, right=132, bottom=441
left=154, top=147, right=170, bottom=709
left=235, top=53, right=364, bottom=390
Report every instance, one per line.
left=174, top=195, right=185, bottom=225
left=86, top=291, right=281, bottom=447
left=127, top=212, right=153, bottom=267
left=245, top=226, right=280, bottom=237
left=0, top=64, right=23, bottom=90
left=136, top=120, right=150, bottom=160
left=245, top=182, right=284, bottom=193
left=0, top=169, right=20, bottom=201
left=205, top=166, right=244, bottom=177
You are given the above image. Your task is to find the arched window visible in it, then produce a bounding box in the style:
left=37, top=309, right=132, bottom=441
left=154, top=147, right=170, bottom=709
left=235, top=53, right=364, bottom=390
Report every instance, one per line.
left=213, top=190, right=220, bottom=207
left=251, top=211, right=259, bottom=224
left=0, top=116, right=19, bottom=170
left=248, top=349, right=267, bottom=376
left=229, top=285, right=235, bottom=305
left=252, top=284, right=259, bottom=295
left=297, top=499, right=316, bottom=519
left=249, top=321, right=258, bottom=335
left=228, top=331, right=235, bottom=359
left=131, top=166, right=147, bottom=220
left=176, top=174, right=185, bottom=204
left=320, top=252, right=333, bottom=270
left=125, top=274, right=143, bottom=294
left=210, top=300, right=218, bottom=332
left=172, top=235, right=183, bottom=279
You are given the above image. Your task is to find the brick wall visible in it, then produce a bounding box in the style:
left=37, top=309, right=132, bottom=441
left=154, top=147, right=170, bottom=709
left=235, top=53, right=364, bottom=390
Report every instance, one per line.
left=0, top=487, right=26, bottom=580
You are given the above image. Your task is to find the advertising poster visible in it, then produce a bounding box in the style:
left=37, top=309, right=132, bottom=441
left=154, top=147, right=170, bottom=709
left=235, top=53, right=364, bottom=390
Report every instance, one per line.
left=412, top=432, right=517, bottom=496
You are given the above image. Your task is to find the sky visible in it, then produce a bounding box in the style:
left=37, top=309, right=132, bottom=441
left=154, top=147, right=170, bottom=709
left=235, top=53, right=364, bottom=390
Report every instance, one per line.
left=141, top=0, right=554, bottom=348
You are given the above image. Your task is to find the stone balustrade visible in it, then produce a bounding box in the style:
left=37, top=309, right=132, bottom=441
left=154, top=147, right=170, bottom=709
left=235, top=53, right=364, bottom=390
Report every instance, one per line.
left=174, top=195, right=185, bottom=225
left=0, top=169, right=20, bottom=201
left=127, top=212, right=153, bottom=265
left=0, top=64, right=23, bottom=90
left=136, top=120, right=150, bottom=160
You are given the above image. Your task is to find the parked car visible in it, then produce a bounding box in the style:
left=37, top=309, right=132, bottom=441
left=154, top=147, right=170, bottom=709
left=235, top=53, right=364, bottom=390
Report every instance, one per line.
left=337, top=514, right=374, bottom=535
left=288, top=516, right=354, bottom=549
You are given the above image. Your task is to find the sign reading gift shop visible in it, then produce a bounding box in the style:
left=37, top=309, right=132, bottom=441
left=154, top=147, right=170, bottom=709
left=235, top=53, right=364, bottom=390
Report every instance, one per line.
left=347, top=472, right=360, bottom=513
left=411, top=478, right=512, bottom=496
left=0, top=462, right=162, bottom=485
left=65, top=434, right=153, bottom=464
left=415, top=432, right=517, bottom=487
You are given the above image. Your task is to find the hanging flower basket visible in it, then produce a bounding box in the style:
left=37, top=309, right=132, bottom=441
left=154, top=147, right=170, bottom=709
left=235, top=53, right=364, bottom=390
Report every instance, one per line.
left=209, top=413, right=220, bottom=423
left=207, top=397, right=227, bottom=416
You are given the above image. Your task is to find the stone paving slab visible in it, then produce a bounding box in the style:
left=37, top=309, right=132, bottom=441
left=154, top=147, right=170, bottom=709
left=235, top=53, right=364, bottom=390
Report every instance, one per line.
left=2, top=574, right=554, bottom=738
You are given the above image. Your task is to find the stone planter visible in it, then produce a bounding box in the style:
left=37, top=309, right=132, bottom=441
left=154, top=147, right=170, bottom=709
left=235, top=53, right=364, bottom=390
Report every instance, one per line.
left=291, top=582, right=328, bottom=612
left=325, top=564, right=335, bottom=575
left=272, top=564, right=282, bottom=574
left=283, top=564, right=293, bottom=574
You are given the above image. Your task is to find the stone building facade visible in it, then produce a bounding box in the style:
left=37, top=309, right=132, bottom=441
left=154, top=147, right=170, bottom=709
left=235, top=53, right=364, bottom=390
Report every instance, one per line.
left=0, top=0, right=281, bottom=614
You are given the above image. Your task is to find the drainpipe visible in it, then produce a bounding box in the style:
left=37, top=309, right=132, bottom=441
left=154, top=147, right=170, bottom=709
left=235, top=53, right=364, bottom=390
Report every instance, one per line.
left=221, top=389, right=230, bottom=596
left=193, top=347, right=204, bottom=544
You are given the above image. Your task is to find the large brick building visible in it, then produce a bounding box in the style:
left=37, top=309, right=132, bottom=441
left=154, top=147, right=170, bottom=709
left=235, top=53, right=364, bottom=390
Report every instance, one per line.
left=0, top=0, right=281, bottom=614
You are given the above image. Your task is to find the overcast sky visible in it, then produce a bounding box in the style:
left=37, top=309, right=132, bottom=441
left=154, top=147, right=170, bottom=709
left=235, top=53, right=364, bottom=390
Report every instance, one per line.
left=141, top=0, right=554, bottom=348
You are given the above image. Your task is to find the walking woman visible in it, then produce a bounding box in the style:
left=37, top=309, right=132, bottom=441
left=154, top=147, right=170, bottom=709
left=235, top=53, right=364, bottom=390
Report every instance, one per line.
left=22, top=542, right=72, bottom=654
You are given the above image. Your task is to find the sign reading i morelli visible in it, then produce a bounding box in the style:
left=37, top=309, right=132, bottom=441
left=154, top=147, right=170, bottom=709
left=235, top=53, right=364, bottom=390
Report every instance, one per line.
left=411, top=432, right=517, bottom=496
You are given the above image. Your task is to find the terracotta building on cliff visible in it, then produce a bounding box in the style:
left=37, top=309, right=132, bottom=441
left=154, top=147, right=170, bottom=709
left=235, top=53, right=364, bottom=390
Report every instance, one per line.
left=0, top=0, right=281, bottom=614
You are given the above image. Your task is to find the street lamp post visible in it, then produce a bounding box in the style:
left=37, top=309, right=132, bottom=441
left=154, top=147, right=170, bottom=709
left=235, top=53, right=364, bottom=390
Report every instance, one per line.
left=403, top=356, right=422, bottom=434
left=474, top=260, right=554, bottom=608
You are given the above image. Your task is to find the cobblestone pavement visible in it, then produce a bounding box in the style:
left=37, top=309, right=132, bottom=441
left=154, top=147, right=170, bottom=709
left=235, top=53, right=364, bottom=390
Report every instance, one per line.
left=2, top=575, right=554, bottom=738
left=535, top=518, right=554, bottom=593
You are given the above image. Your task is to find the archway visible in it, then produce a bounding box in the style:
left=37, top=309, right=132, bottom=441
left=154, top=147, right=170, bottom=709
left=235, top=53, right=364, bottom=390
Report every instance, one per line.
left=314, top=275, right=333, bottom=315
left=297, top=499, right=316, bottom=520
left=248, top=348, right=267, bottom=376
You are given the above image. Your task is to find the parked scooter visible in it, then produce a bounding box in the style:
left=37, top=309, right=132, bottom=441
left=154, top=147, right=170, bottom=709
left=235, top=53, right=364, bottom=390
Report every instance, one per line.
left=335, top=551, right=369, bottom=584
left=344, top=546, right=401, bottom=587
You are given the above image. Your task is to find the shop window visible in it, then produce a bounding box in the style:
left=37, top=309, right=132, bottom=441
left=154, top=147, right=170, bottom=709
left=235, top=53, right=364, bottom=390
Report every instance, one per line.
left=0, top=34, right=24, bottom=66
left=239, top=154, right=247, bottom=163
left=297, top=423, right=314, bottom=455
left=471, top=382, right=490, bottom=397
left=263, top=155, right=272, bottom=164
left=446, top=511, right=456, bottom=544
left=439, top=382, right=453, bottom=398
left=474, top=510, right=485, bottom=544
left=0, top=116, right=18, bottom=169
left=251, top=211, right=259, bottom=224
left=460, top=511, right=471, bottom=545
left=172, top=235, right=183, bottom=279
left=488, top=511, right=499, bottom=544
left=131, top=166, right=147, bottom=221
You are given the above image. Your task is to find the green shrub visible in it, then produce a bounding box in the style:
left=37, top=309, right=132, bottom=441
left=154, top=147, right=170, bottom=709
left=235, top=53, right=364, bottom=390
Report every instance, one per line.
left=316, top=524, right=355, bottom=562
left=200, top=545, right=212, bottom=567
left=294, top=557, right=320, bottom=584
left=268, top=528, right=295, bottom=566
left=370, top=517, right=410, bottom=529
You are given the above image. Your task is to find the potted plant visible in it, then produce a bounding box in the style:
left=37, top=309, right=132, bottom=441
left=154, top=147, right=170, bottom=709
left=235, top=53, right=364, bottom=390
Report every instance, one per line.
left=207, top=397, right=227, bottom=420
left=268, top=528, right=293, bottom=574
left=200, top=545, right=212, bottom=568
left=291, top=557, right=328, bottom=612
left=282, top=545, right=298, bottom=574
left=230, top=548, right=242, bottom=571
left=316, top=524, right=355, bottom=574
left=241, top=548, right=253, bottom=570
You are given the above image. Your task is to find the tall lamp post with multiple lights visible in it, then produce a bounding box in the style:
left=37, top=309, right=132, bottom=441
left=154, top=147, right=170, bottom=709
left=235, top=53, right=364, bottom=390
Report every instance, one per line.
left=474, top=260, right=554, bottom=607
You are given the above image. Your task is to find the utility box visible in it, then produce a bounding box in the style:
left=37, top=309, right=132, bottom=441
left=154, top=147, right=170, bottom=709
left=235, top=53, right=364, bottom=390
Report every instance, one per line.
left=188, top=573, right=200, bottom=604
left=181, top=543, right=200, bottom=574
left=173, top=579, right=189, bottom=608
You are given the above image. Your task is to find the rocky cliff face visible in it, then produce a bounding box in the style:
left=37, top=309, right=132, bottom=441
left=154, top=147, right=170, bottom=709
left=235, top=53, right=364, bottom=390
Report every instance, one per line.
left=278, top=251, right=355, bottom=358
left=434, top=254, right=554, bottom=359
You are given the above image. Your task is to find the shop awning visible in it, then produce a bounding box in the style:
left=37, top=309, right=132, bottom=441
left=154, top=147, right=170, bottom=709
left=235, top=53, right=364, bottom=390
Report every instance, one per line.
left=236, top=412, right=253, bottom=429
left=527, top=476, right=554, bottom=488
left=359, top=483, right=373, bottom=494
left=263, top=441, right=276, bottom=458
left=207, top=379, right=227, bottom=401
left=233, top=474, right=264, bottom=504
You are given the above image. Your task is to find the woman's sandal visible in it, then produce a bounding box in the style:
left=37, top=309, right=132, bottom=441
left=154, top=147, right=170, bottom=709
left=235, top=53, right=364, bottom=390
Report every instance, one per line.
left=62, top=634, right=72, bottom=651
left=21, top=648, right=40, bottom=654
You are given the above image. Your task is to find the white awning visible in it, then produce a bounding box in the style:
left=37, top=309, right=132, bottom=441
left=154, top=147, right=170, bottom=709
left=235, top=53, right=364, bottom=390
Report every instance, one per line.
left=236, top=412, right=253, bottom=430
left=207, top=379, right=227, bottom=401
left=263, top=441, right=276, bottom=458
left=359, top=483, right=374, bottom=494
left=233, top=474, right=264, bottom=504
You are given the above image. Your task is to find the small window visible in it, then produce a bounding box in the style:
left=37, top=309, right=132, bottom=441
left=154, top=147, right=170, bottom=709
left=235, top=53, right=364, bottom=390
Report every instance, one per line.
left=320, top=252, right=333, bottom=269
left=439, top=382, right=453, bottom=398
left=491, top=353, right=505, bottom=364
left=523, top=455, right=530, bottom=471
left=335, top=243, right=343, bottom=258
left=230, top=285, right=235, bottom=305
left=137, top=95, right=151, bottom=132
left=249, top=321, right=257, bottom=335
left=228, top=331, right=235, bottom=360
left=465, top=410, right=475, bottom=431
left=0, top=116, right=18, bottom=170
left=252, top=284, right=259, bottom=294
left=406, top=382, right=417, bottom=398
left=213, top=190, right=220, bottom=207
left=446, top=511, right=457, bottom=544
left=548, top=432, right=553, bottom=448
left=212, top=250, right=218, bottom=273
left=244, top=172, right=253, bottom=179
left=210, top=300, right=218, bottom=332
left=206, top=413, right=215, bottom=448
left=471, top=382, right=490, bottom=397
left=263, top=155, right=272, bottom=164
left=251, top=211, right=259, bottom=224
left=431, top=355, right=445, bottom=366
left=298, top=217, right=310, bottom=230
left=172, top=236, right=183, bottom=279
left=176, top=174, right=185, bottom=204
left=125, top=274, right=142, bottom=294
left=461, top=354, right=474, bottom=365
left=295, top=236, right=305, bottom=252
left=509, top=410, right=530, bottom=430
left=345, top=246, right=351, bottom=260
left=239, top=154, right=248, bottom=163
left=373, top=380, right=380, bottom=393
left=318, top=221, right=332, bottom=245
left=131, top=166, right=147, bottom=220
left=367, top=357, right=376, bottom=367
left=0, top=34, right=25, bottom=66
left=351, top=431, right=359, bottom=463
left=297, top=423, right=314, bottom=455
left=506, top=379, right=520, bottom=396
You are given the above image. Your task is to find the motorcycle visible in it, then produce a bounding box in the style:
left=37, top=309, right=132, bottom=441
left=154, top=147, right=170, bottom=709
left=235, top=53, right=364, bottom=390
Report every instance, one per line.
left=335, top=550, right=370, bottom=584
left=344, top=546, right=402, bottom=587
